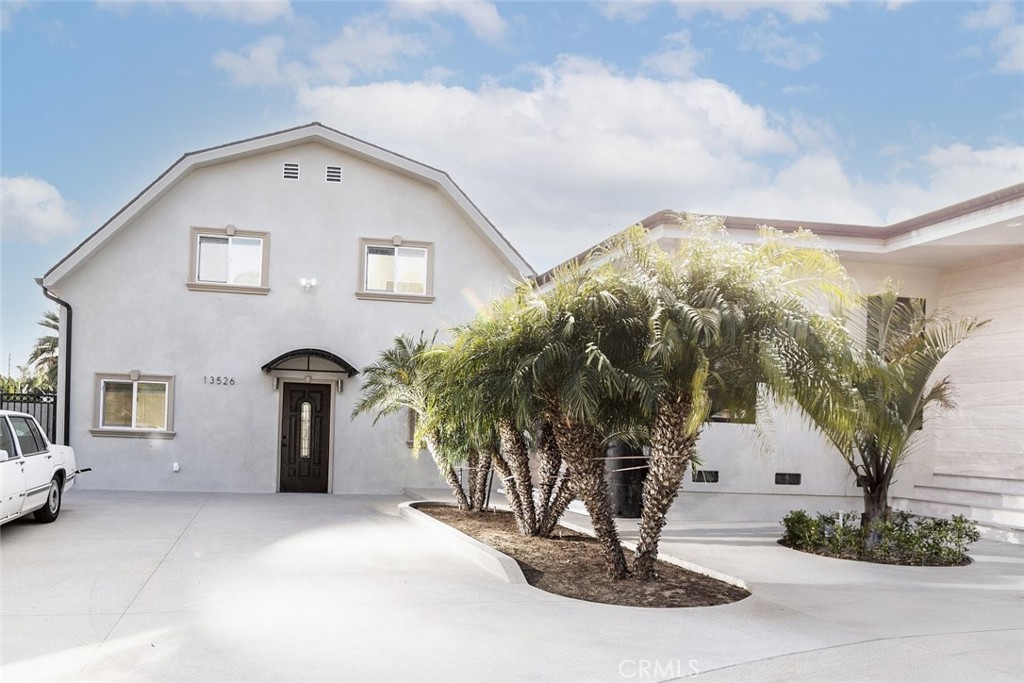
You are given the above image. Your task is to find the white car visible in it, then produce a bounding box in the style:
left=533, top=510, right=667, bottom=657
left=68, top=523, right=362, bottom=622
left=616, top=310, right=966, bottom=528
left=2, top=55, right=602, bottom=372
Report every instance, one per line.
left=0, top=409, right=78, bottom=525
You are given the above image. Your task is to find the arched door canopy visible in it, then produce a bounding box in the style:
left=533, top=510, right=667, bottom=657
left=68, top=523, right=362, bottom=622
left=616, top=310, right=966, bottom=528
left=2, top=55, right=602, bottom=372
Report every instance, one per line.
left=261, top=348, right=359, bottom=377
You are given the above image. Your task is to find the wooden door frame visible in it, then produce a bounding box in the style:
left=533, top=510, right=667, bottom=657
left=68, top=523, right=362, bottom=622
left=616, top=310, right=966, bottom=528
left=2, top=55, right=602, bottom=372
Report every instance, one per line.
left=274, top=377, right=338, bottom=493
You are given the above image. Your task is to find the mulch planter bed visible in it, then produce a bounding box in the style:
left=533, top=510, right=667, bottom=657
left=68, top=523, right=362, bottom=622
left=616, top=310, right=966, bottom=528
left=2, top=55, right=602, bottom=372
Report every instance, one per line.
left=420, top=503, right=749, bottom=608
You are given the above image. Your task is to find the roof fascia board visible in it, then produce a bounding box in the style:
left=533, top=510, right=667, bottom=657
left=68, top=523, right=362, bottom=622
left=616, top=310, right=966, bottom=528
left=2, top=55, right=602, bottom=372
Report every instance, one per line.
left=882, top=194, right=1024, bottom=252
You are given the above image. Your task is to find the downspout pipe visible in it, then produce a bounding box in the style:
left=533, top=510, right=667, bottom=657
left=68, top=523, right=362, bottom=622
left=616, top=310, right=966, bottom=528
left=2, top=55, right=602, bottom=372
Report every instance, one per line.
left=35, top=278, right=72, bottom=446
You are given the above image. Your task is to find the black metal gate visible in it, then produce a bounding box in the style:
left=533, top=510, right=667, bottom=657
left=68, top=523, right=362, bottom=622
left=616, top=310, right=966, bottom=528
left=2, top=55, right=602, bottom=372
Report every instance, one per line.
left=0, top=393, right=57, bottom=442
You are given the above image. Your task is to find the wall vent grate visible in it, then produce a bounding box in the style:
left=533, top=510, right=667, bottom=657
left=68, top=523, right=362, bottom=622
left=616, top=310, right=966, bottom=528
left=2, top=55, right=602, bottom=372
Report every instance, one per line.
left=326, top=166, right=343, bottom=183
left=283, top=163, right=299, bottom=180
left=775, top=472, right=802, bottom=485
left=693, top=470, right=719, bottom=483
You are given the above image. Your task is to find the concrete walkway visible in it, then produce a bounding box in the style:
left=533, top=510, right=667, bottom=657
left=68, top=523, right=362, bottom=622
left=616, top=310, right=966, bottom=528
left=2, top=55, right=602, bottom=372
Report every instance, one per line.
left=1, top=491, right=1021, bottom=682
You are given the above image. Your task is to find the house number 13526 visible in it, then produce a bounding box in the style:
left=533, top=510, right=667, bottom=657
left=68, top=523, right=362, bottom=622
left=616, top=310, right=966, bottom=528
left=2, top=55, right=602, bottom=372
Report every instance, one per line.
left=204, top=376, right=235, bottom=385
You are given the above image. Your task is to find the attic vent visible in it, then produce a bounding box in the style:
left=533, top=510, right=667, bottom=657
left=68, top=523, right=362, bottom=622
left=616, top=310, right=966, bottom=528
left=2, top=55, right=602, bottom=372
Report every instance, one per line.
left=326, top=166, right=343, bottom=183
left=283, top=163, right=299, bottom=180
left=693, top=470, right=719, bottom=483
left=775, top=472, right=802, bottom=486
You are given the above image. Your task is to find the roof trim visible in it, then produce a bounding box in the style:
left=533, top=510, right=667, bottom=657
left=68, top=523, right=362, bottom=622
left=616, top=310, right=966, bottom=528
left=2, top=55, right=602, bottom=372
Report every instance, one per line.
left=535, top=182, right=1024, bottom=283
left=261, top=348, right=359, bottom=377
left=43, top=122, right=534, bottom=288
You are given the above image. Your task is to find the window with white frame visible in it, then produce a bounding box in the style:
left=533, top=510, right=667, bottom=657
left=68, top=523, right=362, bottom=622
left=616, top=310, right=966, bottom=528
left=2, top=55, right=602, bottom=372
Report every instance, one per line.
left=357, top=237, right=434, bottom=302
left=92, top=373, right=175, bottom=438
left=188, top=226, right=270, bottom=294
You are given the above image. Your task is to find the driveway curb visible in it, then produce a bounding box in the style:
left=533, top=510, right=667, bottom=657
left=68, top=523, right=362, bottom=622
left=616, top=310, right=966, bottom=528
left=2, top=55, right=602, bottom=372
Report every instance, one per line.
left=398, top=501, right=528, bottom=583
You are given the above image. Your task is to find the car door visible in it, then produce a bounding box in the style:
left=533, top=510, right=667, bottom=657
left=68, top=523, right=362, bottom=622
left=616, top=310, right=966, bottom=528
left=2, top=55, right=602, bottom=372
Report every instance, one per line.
left=8, top=415, right=52, bottom=510
left=0, top=417, right=26, bottom=520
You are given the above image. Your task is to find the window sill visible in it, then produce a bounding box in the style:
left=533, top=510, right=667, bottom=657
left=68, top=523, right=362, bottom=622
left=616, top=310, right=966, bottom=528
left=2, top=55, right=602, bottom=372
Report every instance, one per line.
left=187, top=282, right=270, bottom=295
left=355, top=291, right=435, bottom=304
left=89, top=429, right=176, bottom=440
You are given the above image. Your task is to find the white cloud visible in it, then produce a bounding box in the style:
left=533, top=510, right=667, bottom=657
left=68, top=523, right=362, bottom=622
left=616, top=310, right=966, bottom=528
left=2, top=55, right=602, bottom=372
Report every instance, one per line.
left=669, top=1, right=842, bottom=23
left=597, top=1, right=659, bottom=23
left=741, top=20, right=824, bottom=69
left=781, top=84, right=819, bottom=95
left=214, top=18, right=425, bottom=88
left=641, top=30, right=703, bottom=79
left=423, top=66, right=456, bottom=84
left=213, top=36, right=308, bottom=87
left=964, top=2, right=1024, bottom=73
left=185, top=0, right=292, bottom=24
left=97, top=1, right=292, bottom=25
left=881, top=143, right=1024, bottom=221
left=1, top=176, right=79, bottom=244
left=1, top=0, right=29, bottom=31
left=292, top=56, right=816, bottom=266
left=311, top=16, right=427, bottom=85
left=599, top=1, right=844, bottom=24
left=389, top=1, right=507, bottom=42
left=289, top=57, right=1022, bottom=269
left=726, top=153, right=878, bottom=223
left=964, top=2, right=1014, bottom=30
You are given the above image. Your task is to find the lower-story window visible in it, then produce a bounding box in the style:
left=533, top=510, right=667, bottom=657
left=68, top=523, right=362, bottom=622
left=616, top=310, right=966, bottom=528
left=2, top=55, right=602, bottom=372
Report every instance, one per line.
left=92, top=373, right=176, bottom=438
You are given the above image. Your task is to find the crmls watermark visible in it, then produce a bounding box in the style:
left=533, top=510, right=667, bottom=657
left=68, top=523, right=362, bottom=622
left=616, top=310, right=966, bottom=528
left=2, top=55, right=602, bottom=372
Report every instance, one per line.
left=619, top=659, right=700, bottom=679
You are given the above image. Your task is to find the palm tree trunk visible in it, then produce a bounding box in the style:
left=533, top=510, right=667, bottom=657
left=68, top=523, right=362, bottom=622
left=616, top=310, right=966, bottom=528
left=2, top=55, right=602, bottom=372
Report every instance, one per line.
left=633, top=395, right=698, bottom=582
left=551, top=415, right=629, bottom=579
left=861, top=477, right=891, bottom=550
left=466, top=451, right=480, bottom=510
left=424, top=433, right=470, bottom=511
left=537, top=465, right=574, bottom=537
left=497, top=418, right=537, bottom=535
left=534, top=420, right=562, bottom=525
left=491, top=452, right=531, bottom=534
left=472, top=451, right=492, bottom=511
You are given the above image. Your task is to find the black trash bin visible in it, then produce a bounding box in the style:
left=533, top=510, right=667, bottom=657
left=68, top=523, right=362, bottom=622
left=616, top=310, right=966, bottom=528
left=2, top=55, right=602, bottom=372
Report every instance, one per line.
left=605, top=440, right=647, bottom=518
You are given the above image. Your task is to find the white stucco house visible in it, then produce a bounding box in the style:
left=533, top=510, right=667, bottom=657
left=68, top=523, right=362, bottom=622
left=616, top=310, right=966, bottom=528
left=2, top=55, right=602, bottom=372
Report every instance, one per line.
left=40, top=122, right=533, bottom=494
left=40, top=123, right=1022, bottom=539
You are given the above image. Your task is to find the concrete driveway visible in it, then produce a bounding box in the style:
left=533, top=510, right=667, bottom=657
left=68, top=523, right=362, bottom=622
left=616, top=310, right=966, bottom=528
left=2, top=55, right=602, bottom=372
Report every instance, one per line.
left=1, top=490, right=1022, bottom=682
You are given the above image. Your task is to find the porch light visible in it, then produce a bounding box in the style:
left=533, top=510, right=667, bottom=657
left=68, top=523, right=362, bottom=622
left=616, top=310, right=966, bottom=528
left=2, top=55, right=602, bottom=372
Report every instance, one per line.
left=300, top=278, right=317, bottom=292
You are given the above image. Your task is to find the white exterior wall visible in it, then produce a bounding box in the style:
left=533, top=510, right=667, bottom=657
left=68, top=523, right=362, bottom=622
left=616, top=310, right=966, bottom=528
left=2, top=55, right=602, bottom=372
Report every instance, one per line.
left=54, top=142, right=520, bottom=493
left=934, top=254, right=1024, bottom=479
left=674, top=258, right=940, bottom=503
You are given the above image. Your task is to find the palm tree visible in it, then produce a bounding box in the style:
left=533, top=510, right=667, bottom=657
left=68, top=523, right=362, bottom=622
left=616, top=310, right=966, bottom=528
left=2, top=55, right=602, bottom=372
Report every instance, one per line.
left=352, top=333, right=471, bottom=510
left=444, top=287, right=582, bottom=537
left=611, top=219, right=857, bottom=580
left=28, top=310, right=59, bottom=391
left=508, top=260, right=656, bottom=578
left=802, top=288, right=987, bottom=548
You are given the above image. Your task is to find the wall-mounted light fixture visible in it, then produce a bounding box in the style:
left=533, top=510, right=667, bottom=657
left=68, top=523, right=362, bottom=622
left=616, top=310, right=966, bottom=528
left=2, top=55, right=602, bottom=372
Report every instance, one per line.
left=300, top=278, right=317, bottom=292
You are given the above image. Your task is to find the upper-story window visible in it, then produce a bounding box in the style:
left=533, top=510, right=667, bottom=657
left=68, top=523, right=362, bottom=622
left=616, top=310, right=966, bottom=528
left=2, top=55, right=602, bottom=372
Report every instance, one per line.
left=356, top=237, right=434, bottom=303
left=187, top=225, right=271, bottom=295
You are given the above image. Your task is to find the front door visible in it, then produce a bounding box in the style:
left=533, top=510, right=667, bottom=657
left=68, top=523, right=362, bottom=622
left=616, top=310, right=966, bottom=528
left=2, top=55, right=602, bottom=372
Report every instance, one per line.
left=280, top=383, right=331, bottom=493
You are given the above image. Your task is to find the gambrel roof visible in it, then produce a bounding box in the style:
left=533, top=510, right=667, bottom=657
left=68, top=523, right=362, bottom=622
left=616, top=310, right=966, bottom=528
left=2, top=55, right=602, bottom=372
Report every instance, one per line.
left=42, top=122, right=535, bottom=287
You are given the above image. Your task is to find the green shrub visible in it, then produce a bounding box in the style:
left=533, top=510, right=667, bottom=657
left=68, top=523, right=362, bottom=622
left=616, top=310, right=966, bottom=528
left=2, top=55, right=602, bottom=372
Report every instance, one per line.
left=781, top=510, right=818, bottom=550
left=779, top=510, right=980, bottom=566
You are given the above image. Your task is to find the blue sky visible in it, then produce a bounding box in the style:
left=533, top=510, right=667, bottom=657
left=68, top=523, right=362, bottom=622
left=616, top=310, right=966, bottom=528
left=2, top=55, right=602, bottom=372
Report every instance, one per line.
left=2, top=0, right=1023, bottom=375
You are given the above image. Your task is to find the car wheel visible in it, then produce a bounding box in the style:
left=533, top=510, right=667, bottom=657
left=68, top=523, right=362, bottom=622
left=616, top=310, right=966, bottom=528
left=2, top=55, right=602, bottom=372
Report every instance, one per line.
left=34, top=478, right=62, bottom=523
